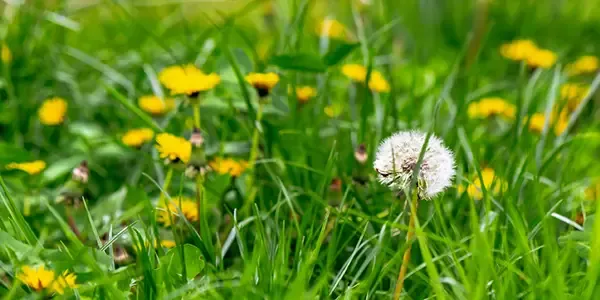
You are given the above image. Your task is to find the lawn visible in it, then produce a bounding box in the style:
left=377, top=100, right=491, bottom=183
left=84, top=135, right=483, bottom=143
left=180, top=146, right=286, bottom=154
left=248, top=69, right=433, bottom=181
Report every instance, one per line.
left=1, top=0, right=600, bottom=299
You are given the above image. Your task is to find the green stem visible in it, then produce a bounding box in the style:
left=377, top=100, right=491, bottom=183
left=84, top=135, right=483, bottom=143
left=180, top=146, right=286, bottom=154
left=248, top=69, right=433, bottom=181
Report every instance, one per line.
left=244, top=103, right=264, bottom=213
left=195, top=174, right=204, bottom=233
left=192, top=101, right=204, bottom=232
left=4, top=60, right=21, bottom=146
left=159, top=168, right=174, bottom=208
left=193, top=101, right=201, bottom=128
left=66, top=206, right=82, bottom=241
left=393, top=189, right=419, bottom=300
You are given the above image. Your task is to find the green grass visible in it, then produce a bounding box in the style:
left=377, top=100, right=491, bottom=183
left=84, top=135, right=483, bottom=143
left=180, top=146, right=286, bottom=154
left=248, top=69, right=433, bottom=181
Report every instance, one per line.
left=2, top=0, right=600, bottom=299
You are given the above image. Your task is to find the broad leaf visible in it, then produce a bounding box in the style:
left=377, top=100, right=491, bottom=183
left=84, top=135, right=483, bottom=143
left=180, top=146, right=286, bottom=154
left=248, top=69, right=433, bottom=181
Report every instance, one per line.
left=322, top=42, right=359, bottom=66
left=270, top=53, right=327, bottom=73
left=161, top=244, right=205, bottom=281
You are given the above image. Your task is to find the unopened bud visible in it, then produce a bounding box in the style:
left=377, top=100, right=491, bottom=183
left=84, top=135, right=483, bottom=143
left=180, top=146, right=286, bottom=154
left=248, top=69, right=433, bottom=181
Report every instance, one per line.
left=113, top=245, right=131, bottom=264
left=73, top=160, right=89, bottom=183
left=330, top=178, right=342, bottom=192
left=190, top=127, right=204, bottom=147
left=354, top=144, right=368, bottom=164
left=185, top=165, right=199, bottom=178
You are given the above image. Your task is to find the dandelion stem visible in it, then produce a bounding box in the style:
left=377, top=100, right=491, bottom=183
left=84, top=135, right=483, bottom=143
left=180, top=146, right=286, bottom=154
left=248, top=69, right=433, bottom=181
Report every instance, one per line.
left=244, top=102, right=264, bottom=213
left=159, top=168, right=174, bottom=206
left=192, top=101, right=204, bottom=232
left=394, top=190, right=419, bottom=300
left=195, top=174, right=204, bottom=232
left=65, top=206, right=82, bottom=241
left=193, top=102, right=201, bottom=128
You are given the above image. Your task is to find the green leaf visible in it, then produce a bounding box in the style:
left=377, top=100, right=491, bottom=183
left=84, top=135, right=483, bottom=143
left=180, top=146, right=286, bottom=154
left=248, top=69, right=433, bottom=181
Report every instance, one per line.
left=161, top=244, right=205, bottom=281
left=104, top=84, right=163, bottom=133
left=224, top=47, right=256, bottom=121
left=322, top=42, right=359, bottom=66
left=69, top=122, right=106, bottom=140
left=0, top=176, right=38, bottom=245
left=270, top=53, right=327, bottom=73
left=0, top=142, right=32, bottom=165
left=42, top=155, right=86, bottom=183
left=585, top=215, right=596, bottom=232
left=0, top=231, right=34, bottom=259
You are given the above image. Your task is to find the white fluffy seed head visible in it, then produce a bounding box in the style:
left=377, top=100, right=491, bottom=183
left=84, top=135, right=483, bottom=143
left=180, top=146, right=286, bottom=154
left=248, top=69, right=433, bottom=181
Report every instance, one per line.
left=373, top=130, right=455, bottom=199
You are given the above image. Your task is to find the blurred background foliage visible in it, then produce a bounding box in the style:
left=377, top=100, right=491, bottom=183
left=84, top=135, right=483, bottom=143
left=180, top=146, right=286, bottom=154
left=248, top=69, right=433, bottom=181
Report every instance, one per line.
left=1, top=0, right=600, bottom=298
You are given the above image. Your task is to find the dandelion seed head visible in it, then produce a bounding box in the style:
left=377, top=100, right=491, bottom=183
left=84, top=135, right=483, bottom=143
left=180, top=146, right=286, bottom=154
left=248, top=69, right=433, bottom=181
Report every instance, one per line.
left=373, top=131, right=455, bottom=199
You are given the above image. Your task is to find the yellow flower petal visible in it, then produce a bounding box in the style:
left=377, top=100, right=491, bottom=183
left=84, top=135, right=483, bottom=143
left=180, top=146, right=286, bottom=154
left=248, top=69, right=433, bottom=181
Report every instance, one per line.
left=38, top=97, right=67, bottom=126
left=290, top=86, right=317, bottom=103
left=155, top=133, right=192, bottom=164
left=566, top=55, right=599, bottom=76
left=157, top=196, right=198, bottom=227
left=500, top=39, right=538, bottom=61
left=158, top=64, right=220, bottom=96
left=51, top=271, right=78, bottom=295
left=6, top=160, right=46, bottom=175
left=341, top=64, right=390, bottom=93
left=209, top=158, right=249, bottom=177
left=160, top=240, right=177, bottom=248
left=528, top=110, right=569, bottom=136
left=460, top=168, right=506, bottom=200
left=526, top=48, right=557, bottom=69
left=560, top=83, right=589, bottom=112
left=122, top=128, right=154, bottom=148
left=18, top=265, right=56, bottom=292
left=341, top=64, right=367, bottom=82
left=138, top=96, right=176, bottom=116
left=467, top=97, right=516, bottom=120
left=315, top=19, right=348, bottom=40
left=246, top=72, right=280, bottom=97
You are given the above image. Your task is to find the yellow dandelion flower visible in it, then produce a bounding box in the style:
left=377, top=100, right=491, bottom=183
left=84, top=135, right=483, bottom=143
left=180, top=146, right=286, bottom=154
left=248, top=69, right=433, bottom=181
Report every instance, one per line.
left=526, top=48, right=557, bottom=69
left=289, top=86, right=317, bottom=103
left=342, top=64, right=367, bottom=82
left=38, top=97, right=67, bottom=126
left=566, top=55, right=599, bottom=76
left=6, top=160, right=46, bottom=175
left=467, top=97, right=516, bottom=119
left=528, top=111, right=569, bottom=136
left=121, top=128, right=154, bottom=148
left=1, top=44, right=12, bottom=63
left=17, top=265, right=55, bottom=292
left=500, top=39, right=538, bottom=61
left=157, top=196, right=199, bottom=227
left=138, top=95, right=176, bottom=116
left=341, top=64, right=390, bottom=93
left=209, top=157, right=249, bottom=177
left=367, top=71, right=391, bottom=93
left=155, top=133, right=192, bottom=164
left=315, top=19, right=347, bottom=40
left=561, top=83, right=589, bottom=111
left=246, top=72, right=280, bottom=97
left=160, top=240, right=177, bottom=248
left=528, top=113, right=547, bottom=134
left=158, top=64, right=220, bottom=96
left=51, top=271, right=78, bottom=295
left=324, top=103, right=343, bottom=118
left=554, top=116, right=569, bottom=135
left=459, top=168, right=506, bottom=200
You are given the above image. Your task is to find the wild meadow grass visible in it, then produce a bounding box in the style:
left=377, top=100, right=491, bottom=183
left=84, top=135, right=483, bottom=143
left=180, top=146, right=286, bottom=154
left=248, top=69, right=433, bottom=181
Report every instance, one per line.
left=1, top=0, right=600, bottom=299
